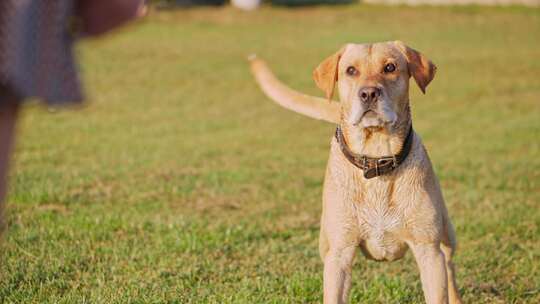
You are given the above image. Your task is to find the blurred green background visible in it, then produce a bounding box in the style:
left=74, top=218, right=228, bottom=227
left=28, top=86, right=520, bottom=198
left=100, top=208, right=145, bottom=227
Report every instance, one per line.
left=1, top=4, right=539, bottom=303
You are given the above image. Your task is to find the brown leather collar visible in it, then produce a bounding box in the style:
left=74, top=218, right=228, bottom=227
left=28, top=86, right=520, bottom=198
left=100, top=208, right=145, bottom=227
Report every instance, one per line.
left=335, top=125, right=414, bottom=179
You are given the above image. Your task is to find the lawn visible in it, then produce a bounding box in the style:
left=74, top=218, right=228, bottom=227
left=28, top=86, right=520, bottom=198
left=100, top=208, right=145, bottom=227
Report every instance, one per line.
left=1, top=4, right=539, bottom=303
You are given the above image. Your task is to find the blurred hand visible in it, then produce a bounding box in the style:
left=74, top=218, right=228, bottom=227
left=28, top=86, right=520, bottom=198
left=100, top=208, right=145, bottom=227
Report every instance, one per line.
left=77, top=0, right=147, bottom=37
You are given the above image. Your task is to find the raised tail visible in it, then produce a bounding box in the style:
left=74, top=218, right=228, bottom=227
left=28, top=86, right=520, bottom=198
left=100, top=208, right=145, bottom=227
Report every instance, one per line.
left=248, top=55, right=340, bottom=124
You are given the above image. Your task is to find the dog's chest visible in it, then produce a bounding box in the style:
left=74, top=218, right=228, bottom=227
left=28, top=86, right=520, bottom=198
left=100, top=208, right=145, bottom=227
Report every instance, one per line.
left=353, top=179, right=409, bottom=261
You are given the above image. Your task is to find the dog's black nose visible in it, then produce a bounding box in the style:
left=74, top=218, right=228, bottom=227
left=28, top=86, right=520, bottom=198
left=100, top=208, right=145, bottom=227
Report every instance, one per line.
left=359, top=87, right=381, bottom=104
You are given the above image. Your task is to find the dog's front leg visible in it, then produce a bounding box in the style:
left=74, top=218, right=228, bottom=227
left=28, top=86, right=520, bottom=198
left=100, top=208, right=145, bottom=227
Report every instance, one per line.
left=323, top=245, right=356, bottom=304
left=410, top=243, right=449, bottom=304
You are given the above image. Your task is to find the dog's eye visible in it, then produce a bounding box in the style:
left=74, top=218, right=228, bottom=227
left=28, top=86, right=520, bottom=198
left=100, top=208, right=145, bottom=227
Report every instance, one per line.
left=346, top=66, right=358, bottom=76
left=384, top=63, right=396, bottom=73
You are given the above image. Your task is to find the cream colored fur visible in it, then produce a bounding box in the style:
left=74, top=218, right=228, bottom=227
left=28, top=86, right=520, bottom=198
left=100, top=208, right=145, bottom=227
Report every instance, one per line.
left=249, top=41, right=461, bottom=304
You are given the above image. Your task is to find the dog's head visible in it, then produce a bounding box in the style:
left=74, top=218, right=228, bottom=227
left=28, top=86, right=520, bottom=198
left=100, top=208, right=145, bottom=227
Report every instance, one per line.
left=313, top=41, right=436, bottom=130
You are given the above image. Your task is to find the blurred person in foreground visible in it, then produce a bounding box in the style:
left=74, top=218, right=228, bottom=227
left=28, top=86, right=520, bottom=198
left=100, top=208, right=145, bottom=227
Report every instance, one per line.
left=0, top=0, right=147, bottom=235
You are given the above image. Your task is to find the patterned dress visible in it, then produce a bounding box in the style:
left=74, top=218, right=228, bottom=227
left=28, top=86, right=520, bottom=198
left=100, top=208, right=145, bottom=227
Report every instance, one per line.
left=0, top=0, right=83, bottom=105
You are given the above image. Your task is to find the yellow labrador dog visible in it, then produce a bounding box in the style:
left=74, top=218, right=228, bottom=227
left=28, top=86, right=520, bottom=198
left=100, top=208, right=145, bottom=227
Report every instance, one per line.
left=249, top=41, right=461, bottom=304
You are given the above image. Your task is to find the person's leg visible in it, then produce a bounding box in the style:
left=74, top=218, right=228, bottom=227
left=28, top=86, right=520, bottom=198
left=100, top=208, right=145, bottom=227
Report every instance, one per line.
left=0, top=96, right=20, bottom=235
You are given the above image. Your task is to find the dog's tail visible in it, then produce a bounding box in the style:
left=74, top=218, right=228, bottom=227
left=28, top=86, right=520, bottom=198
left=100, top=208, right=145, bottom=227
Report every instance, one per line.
left=248, top=55, right=340, bottom=124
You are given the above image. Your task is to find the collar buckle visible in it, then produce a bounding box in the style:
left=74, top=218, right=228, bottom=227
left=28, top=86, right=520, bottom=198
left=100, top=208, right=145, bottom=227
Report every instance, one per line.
left=361, top=156, right=368, bottom=169
left=377, top=156, right=397, bottom=169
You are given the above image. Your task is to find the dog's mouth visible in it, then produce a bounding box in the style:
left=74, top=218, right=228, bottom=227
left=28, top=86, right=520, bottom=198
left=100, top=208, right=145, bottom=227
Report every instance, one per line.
left=352, top=110, right=380, bottom=126
left=363, top=110, right=377, bottom=118
left=348, top=97, right=398, bottom=128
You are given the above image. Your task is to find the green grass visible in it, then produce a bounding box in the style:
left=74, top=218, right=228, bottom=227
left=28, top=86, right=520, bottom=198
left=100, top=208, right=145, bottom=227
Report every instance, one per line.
left=2, top=4, right=540, bottom=303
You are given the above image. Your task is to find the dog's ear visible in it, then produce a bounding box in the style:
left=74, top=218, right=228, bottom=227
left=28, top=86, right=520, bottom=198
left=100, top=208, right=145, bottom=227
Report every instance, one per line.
left=313, top=46, right=346, bottom=101
left=394, top=41, right=436, bottom=94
